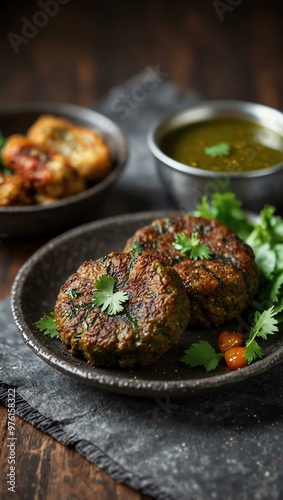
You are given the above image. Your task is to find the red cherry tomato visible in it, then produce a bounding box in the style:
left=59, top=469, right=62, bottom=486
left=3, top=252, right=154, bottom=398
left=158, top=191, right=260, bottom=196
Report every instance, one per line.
left=218, top=330, right=244, bottom=353
left=224, top=347, right=248, bottom=370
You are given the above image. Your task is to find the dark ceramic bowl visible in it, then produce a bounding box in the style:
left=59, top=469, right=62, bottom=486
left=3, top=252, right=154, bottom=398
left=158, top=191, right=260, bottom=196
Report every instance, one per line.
left=148, top=100, right=283, bottom=212
left=0, top=102, right=127, bottom=238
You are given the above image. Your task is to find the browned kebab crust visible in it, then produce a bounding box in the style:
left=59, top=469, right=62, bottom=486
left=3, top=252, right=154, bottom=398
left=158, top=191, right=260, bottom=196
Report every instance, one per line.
left=124, top=214, right=259, bottom=329
left=54, top=252, right=190, bottom=368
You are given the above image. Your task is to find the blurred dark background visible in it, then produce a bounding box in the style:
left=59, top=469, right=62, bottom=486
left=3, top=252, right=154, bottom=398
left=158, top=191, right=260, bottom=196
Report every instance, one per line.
left=0, top=0, right=282, bottom=108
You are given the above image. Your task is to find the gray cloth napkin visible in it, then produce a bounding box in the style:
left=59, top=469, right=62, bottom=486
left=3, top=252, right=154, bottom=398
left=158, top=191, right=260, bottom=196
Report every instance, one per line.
left=1, top=73, right=283, bottom=500
left=1, top=298, right=283, bottom=500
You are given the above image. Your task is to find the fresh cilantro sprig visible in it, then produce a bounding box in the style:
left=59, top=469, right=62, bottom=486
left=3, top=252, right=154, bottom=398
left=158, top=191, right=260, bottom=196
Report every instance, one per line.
left=194, top=193, right=283, bottom=297
left=172, top=232, right=212, bottom=260
left=247, top=205, right=283, bottom=249
left=0, top=131, right=11, bottom=173
left=204, top=142, right=230, bottom=157
left=35, top=313, right=60, bottom=339
left=194, top=192, right=253, bottom=240
left=181, top=192, right=283, bottom=372
left=181, top=307, right=279, bottom=371
left=35, top=275, right=129, bottom=341
left=242, top=205, right=283, bottom=313
left=92, top=274, right=129, bottom=315
left=0, top=132, right=5, bottom=149
left=181, top=340, right=224, bottom=372
left=244, top=306, right=278, bottom=363
left=246, top=205, right=283, bottom=278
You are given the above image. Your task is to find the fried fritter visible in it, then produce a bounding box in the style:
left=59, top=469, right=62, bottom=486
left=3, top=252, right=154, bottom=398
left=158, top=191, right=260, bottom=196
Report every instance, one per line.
left=54, top=252, right=190, bottom=368
left=0, top=173, right=32, bottom=206
left=27, top=115, right=112, bottom=182
left=2, top=135, right=86, bottom=204
left=124, top=215, right=259, bottom=328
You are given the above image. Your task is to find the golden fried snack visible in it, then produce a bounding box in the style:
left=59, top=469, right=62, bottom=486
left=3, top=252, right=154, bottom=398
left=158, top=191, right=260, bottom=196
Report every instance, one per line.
left=2, top=135, right=86, bottom=204
left=27, top=115, right=112, bottom=182
left=0, top=173, right=32, bottom=206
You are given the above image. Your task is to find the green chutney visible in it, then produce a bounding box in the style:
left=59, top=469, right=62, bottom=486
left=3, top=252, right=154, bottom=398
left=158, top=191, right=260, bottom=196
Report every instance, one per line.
left=160, top=118, right=283, bottom=172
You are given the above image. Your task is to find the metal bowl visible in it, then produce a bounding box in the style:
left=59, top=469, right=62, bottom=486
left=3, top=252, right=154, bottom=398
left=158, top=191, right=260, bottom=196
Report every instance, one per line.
left=148, top=100, right=283, bottom=212
left=0, top=102, right=127, bottom=238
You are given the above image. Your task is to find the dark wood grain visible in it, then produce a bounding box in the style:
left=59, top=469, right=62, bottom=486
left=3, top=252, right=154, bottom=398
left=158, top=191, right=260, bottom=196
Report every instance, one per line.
left=0, top=406, right=151, bottom=500
left=0, top=0, right=283, bottom=498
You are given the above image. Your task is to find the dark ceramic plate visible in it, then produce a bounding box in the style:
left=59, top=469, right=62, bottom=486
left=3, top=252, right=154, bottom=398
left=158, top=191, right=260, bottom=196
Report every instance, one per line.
left=0, top=102, right=127, bottom=238
left=11, top=211, right=283, bottom=398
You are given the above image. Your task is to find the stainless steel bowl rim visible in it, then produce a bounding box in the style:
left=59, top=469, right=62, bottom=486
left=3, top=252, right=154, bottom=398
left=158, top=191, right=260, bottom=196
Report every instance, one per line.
left=147, top=100, right=283, bottom=179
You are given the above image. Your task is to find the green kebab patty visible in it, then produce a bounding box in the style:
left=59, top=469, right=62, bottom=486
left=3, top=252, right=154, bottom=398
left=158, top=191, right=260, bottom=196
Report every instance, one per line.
left=124, top=214, right=259, bottom=329
left=54, top=251, right=190, bottom=368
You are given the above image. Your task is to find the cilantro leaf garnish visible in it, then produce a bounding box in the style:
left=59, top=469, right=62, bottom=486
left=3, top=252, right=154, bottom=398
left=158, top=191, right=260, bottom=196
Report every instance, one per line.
left=35, top=313, right=60, bottom=339
left=92, top=274, right=129, bottom=315
left=204, top=142, right=230, bottom=157
left=242, top=204, right=283, bottom=312
left=254, top=243, right=276, bottom=279
left=270, top=271, right=283, bottom=302
left=64, top=287, right=81, bottom=299
left=172, top=232, right=212, bottom=260
left=244, top=306, right=278, bottom=363
left=193, top=194, right=212, bottom=220
left=0, top=131, right=12, bottom=174
left=0, top=131, right=6, bottom=153
left=182, top=191, right=283, bottom=372
left=193, top=192, right=253, bottom=240
left=246, top=205, right=283, bottom=282
left=247, top=205, right=283, bottom=249
left=181, top=306, right=279, bottom=372
left=181, top=340, right=224, bottom=372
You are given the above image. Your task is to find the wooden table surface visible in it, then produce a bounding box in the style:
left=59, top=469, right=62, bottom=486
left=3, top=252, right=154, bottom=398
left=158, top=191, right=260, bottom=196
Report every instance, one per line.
left=0, top=1, right=283, bottom=498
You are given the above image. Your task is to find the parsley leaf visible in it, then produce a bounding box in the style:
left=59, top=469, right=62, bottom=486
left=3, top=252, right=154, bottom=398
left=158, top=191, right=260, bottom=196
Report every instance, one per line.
left=204, top=142, right=230, bottom=157
left=35, top=313, right=60, bottom=339
left=92, top=274, right=129, bottom=315
left=245, top=306, right=278, bottom=363
left=172, top=232, right=212, bottom=260
left=181, top=340, right=224, bottom=372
